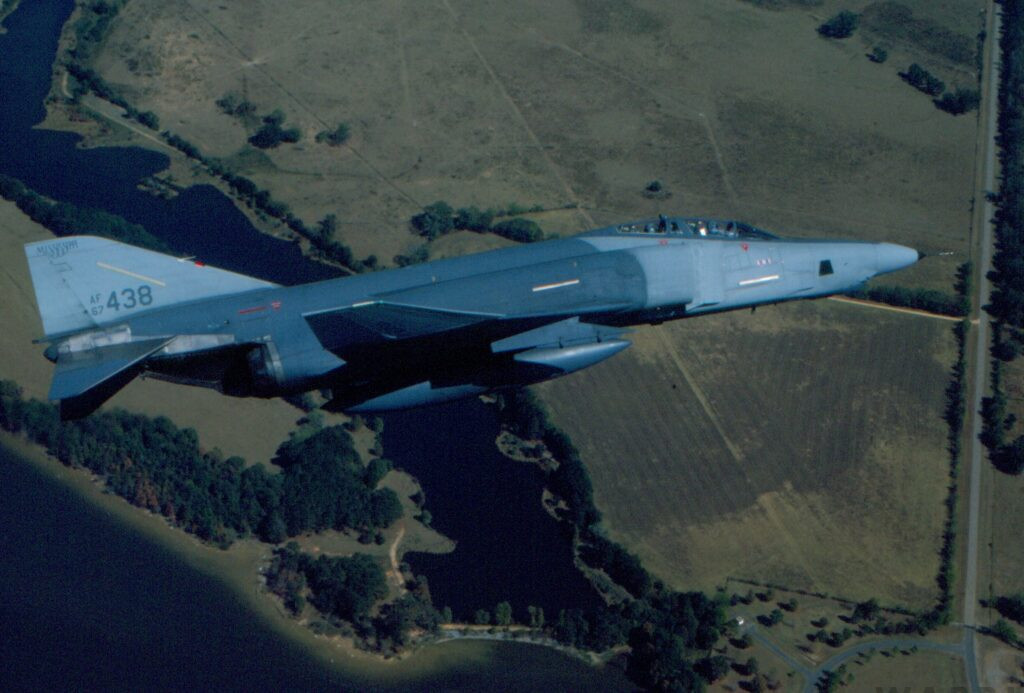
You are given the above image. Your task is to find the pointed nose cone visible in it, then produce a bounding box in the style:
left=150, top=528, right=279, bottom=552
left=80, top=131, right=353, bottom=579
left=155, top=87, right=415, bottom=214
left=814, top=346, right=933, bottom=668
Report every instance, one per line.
left=874, top=243, right=920, bottom=276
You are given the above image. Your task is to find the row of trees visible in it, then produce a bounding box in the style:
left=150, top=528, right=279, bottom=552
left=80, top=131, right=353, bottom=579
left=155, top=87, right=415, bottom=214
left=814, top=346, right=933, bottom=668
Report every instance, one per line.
left=65, top=61, right=160, bottom=130
left=410, top=201, right=546, bottom=243
left=991, top=594, right=1024, bottom=625
left=844, top=283, right=968, bottom=317
left=62, top=61, right=371, bottom=273
left=156, top=130, right=372, bottom=273
left=67, top=0, right=127, bottom=65
left=215, top=92, right=257, bottom=120
left=493, top=387, right=729, bottom=689
left=818, top=11, right=859, bottom=39
left=316, top=123, right=351, bottom=147
left=0, top=382, right=403, bottom=546
left=61, top=67, right=368, bottom=274
left=901, top=63, right=946, bottom=96
left=899, top=63, right=980, bottom=116
left=928, top=265, right=973, bottom=628
left=217, top=94, right=350, bottom=149
left=982, top=0, right=1024, bottom=475
left=64, top=2, right=158, bottom=129
left=817, top=10, right=978, bottom=115
left=0, top=174, right=168, bottom=252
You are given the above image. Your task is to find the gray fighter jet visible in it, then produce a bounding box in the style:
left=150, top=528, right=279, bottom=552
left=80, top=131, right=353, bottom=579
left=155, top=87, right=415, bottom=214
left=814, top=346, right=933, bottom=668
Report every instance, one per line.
left=25, top=216, right=919, bottom=419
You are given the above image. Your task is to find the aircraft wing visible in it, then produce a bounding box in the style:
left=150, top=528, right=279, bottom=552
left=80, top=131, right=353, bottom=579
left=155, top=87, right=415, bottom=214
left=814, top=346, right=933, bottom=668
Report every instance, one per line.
left=304, top=302, right=501, bottom=354
left=304, top=297, right=636, bottom=351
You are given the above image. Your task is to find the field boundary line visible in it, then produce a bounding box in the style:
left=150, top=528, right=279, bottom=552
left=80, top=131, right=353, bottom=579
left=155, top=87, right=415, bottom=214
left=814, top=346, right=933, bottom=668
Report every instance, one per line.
left=828, top=296, right=963, bottom=322
left=524, top=28, right=739, bottom=205
left=176, top=0, right=422, bottom=208
left=442, top=0, right=594, bottom=227
left=697, top=112, right=739, bottom=204
left=654, top=330, right=744, bottom=463
left=394, top=0, right=414, bottom=128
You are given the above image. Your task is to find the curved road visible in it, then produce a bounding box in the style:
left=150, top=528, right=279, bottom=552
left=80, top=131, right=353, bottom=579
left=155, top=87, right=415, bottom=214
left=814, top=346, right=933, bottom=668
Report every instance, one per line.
left=747, top=626, right=966, bottom=692
left=803, top=638, right=965, bottom=693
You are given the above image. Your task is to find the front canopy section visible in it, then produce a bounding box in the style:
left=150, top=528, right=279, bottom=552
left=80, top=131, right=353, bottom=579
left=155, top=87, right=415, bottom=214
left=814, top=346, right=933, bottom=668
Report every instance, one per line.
left=591, top=216, right=779, bottom=240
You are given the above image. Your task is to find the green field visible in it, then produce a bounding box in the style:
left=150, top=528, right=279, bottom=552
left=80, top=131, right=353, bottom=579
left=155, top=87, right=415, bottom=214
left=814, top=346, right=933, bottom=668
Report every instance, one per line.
left=832, top=648, right=967, bottom=691
left=539, top=300, right=955, bottom=607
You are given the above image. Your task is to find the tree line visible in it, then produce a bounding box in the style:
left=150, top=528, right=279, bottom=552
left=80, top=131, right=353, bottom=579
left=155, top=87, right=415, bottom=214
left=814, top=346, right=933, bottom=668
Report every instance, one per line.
left=410, top=201, right=548, bottom=243
left=927, top=263, right=973, bottom=628
left=816, top=9, right=978, bottom=115
left=62, top=57, right=371, bottom=274
left=67, top=1, right=127, bottom=65
left=63, top=3, right=159, bottom=130
left=65, top=61, right=160, bottom=131
left=844, top=284, right=968, bottom=317
left=161, top=132, right=375, bottom=274
left=983, top=0, right=1024, bottom=476
left=0, top=174, right=168, bottom=252
left=899, top=64, right=980, bottom=116
left=494, top=387, right=730, bottom=689
left=0, top=381, right=402, bottom=546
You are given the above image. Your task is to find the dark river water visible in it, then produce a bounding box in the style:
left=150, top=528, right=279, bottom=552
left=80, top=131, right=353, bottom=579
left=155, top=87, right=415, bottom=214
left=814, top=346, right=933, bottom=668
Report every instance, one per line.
left=0, top=0, right=607, bottom=688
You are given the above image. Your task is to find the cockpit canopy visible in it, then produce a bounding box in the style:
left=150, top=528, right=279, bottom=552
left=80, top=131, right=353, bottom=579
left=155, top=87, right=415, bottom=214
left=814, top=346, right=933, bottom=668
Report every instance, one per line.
left=609, top=216, right=778, bottom=240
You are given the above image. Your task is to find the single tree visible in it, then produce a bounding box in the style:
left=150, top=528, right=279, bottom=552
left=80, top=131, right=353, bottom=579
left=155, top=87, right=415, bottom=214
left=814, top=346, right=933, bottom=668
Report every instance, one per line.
left=818, top=11, right=859, bottom=39
left=495, top=601, right=513, bottom=626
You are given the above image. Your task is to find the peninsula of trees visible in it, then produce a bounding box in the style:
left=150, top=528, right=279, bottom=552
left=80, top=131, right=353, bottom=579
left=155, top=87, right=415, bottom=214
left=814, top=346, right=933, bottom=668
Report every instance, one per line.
left=0, top=381, right=401, bottom=546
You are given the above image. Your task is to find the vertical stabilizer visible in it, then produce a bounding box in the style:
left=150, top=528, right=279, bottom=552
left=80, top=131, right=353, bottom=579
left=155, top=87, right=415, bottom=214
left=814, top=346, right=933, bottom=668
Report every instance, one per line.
left=24, top=236, right=277, bottom=338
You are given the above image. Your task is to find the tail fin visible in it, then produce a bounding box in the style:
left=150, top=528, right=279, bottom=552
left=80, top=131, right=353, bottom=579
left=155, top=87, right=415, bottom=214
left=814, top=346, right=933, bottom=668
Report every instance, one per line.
left=24, top=236, right=277, bottom=339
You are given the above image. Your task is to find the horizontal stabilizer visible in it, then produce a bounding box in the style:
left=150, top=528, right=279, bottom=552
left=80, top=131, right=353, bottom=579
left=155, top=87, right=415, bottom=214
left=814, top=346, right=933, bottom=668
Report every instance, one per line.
left=25, top=236, right=277, bottom=339
left=50, top=337, right=171, bottom=419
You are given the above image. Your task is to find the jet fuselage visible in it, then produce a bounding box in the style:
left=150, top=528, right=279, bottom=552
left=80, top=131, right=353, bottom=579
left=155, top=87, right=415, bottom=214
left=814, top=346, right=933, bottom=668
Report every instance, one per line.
left=26, top=216, right=919, bottom=418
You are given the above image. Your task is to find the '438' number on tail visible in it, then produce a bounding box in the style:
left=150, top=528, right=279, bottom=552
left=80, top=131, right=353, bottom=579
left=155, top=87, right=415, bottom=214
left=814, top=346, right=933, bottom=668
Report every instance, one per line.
left=90, top=286, right=153, bottom=316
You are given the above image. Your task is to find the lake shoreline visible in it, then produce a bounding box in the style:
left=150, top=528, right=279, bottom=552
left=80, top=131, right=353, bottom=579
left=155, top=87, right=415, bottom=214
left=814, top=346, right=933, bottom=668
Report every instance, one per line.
left=0, top=430, right=389, bottom=667
left=0, top=429, right=618, bottom=675
left=0, top=0, right=625, bottom=686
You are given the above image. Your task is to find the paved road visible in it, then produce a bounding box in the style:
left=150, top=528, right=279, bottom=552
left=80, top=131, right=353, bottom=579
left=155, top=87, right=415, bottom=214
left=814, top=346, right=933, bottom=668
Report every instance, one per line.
left=803, top=639, right=966, bottom=693
left=747, top=624, right=966, bottom=693
left=962, top=2, right=1002, bottom=692
left=746, top=626, right=815, bottom=680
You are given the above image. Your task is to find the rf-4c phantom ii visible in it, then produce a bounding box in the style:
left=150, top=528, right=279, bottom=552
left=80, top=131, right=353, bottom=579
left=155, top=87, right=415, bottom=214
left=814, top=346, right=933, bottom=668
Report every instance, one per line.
left=25, top=216, right=919, bottom=419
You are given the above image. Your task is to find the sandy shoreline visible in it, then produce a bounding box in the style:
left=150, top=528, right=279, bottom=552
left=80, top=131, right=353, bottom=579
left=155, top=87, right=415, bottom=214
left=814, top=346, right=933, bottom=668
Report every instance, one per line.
left=0, top=430, right=403, bottom=672
left=0, top=431, right=624, bottom=686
